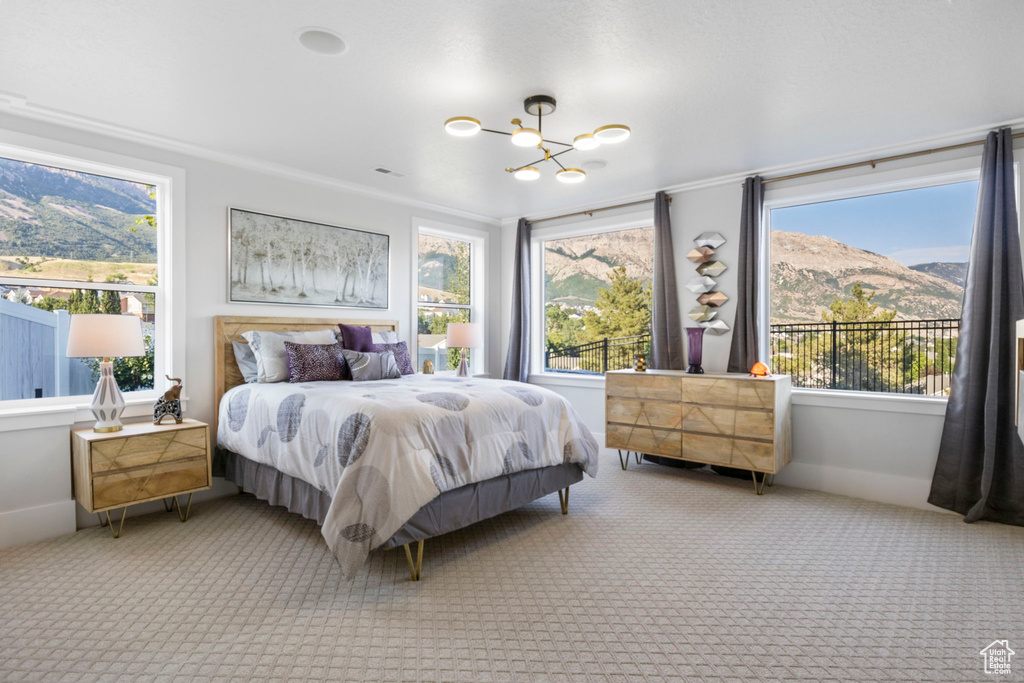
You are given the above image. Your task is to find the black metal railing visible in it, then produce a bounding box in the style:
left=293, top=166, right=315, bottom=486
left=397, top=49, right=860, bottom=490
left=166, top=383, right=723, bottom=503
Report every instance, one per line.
left=770, top=318, right=960, bottom=395
left=546, top=334, right=650, bottom=374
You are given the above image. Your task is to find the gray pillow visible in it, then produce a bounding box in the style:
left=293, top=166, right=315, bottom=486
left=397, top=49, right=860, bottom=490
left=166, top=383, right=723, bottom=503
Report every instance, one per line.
left=231, top=341, right=258, bottom=383
left=341, top=349, right=401, bottom=381
left=241, top=328, right=339, bottom=383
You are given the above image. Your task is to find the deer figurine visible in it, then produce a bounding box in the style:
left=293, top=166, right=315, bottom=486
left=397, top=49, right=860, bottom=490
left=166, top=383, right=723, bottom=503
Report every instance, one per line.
left=154, top=375, right=184, bottom=424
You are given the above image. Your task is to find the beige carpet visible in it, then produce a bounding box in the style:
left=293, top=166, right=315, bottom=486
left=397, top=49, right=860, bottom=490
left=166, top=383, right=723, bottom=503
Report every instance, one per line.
left=2, top=453, right=1023, bottom=682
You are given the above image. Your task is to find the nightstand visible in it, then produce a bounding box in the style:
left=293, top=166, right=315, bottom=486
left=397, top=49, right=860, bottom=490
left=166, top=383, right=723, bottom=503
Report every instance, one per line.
left=71, top=419, right=211, bottom=537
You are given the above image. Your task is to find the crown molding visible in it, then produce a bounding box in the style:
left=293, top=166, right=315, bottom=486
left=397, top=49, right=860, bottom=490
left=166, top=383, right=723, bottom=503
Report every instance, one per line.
left=0, top=91, right=500, bottom=226
left=508, top=114, right=1024, bottom=224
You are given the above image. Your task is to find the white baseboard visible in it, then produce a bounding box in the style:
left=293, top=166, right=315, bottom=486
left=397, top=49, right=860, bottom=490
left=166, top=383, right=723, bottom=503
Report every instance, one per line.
left=595, top=432, right=946, bottom=513
left=775, top=461, right=947, bottom=513
left=0, top=499, right=76, bottom=549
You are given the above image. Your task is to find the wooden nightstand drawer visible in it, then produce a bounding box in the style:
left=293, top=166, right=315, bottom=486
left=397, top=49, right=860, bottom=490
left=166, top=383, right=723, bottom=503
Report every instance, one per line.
left=91, top=427, right=207, bottom=473
left=92, top=456, right=209, bottom=510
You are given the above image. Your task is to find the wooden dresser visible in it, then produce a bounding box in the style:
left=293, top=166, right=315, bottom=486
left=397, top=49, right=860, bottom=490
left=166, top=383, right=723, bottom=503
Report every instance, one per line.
left=605, top=370, right=791, bottom=493
left=72, top=419, right=211, bottom=536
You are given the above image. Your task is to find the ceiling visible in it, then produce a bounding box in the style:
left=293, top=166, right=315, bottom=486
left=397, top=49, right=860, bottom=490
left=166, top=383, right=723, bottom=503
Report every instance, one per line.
left=1, top=0, right=1023, bottom=221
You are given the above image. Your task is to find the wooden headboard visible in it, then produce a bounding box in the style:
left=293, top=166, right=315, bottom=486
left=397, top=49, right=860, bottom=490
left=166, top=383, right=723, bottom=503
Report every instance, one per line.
left=213, top=315, right=399, bottom=437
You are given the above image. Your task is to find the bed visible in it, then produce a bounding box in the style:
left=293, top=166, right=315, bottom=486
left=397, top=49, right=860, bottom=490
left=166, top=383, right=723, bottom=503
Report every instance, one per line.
left=213, top=315, right=599, bottom=581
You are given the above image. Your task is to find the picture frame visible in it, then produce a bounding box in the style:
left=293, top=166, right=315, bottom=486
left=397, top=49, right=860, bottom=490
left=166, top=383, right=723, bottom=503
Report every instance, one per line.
left=227, top=208, right=389, bottom=309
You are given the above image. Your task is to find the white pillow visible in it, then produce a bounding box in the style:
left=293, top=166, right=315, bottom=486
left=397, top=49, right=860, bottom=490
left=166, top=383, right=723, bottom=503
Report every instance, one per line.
left=241, top=329, right=339, bottom=383
left=372, top=330, right=400, bottom=344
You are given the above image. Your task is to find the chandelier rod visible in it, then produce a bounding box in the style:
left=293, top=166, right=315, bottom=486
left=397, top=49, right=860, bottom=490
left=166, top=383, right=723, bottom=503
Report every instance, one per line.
left=479, top=127, right=573, bottom=148
left=511, top=147, right=575, bottom=172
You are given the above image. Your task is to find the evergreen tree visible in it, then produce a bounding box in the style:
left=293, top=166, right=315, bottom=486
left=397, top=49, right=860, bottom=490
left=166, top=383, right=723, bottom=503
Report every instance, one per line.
left=101, top=289, right=121, bottom=315
left=580, top=266, right=651, bottom=342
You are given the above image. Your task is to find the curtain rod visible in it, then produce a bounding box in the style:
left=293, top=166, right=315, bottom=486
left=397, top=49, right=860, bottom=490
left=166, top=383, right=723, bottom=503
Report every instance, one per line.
left=527, top=196, right=669, bottom=225
left=760, top=129, right=1024, bottom=186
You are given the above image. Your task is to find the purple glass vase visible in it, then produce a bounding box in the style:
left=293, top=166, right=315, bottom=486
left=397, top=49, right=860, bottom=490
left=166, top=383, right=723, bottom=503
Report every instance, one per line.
left=686, top=327, right=705, bottom=374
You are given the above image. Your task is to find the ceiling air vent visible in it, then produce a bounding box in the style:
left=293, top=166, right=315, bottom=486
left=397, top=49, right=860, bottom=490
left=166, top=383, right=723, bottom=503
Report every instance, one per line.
left=372, top=166, right=406, bottom=178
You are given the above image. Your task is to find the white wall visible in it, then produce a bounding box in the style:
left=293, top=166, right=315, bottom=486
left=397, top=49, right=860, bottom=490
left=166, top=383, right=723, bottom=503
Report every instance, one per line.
left=504, top=136, right=1024, bottom=512
left=0, top=112, right=501, bottom=547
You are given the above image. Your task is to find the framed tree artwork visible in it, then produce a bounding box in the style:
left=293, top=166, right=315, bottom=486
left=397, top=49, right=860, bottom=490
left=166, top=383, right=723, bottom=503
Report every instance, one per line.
left=228, top=208, right=389, bottom=309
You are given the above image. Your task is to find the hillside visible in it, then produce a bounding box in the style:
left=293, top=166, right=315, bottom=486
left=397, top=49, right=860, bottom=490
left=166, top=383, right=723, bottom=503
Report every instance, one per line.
left=771, top=230, right=964, bottom=322
left=544, top=228, right=653, bottom=306
left=909, top=261, right=968, bottom=288
left=418, top=234, right=469, bottom=303
left=0, top=157, right=157, bottom=268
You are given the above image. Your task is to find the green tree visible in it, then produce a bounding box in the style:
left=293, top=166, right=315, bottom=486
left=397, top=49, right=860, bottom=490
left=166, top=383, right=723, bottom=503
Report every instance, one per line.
left=545, top=304, right=585, bottom=351
left=33, top=296, right=63, bottom=312
left=101, top=290, right=121, bottom=315
left=580, top=266, right=651, bottom=342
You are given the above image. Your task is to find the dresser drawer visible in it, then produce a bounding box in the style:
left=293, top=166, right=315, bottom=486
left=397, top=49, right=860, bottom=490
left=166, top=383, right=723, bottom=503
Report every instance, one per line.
left=91, top=427, right=207, bottom=473
left=680, top=405, right=773, bottom=440
left=606, top=373, right=681, bottom=401
left=680, top=377, right=774, bottom=409
left=607, top=424, right=682, bottom=457
left=682, top=432, right=776, bottom=472
left=92, top=457, right=209, bottom=510
left=607, top=397, right=682, bottom=430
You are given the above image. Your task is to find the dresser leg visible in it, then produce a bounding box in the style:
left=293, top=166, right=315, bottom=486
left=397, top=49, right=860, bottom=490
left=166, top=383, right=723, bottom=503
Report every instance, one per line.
left=751, top=471, right=767, bottom=495
left=635, top=451, right=642, bottom=464
left=618, top=450, right=630, bottom=470
left=163, top=498, right=174, bottom=512
left=172, top=493, right=194, bottom=522
left=104, top=508, right=127, bottom=538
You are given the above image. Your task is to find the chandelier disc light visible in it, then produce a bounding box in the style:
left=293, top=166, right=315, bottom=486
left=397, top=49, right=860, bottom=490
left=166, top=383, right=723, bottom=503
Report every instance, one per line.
left=444, top=94, right=630, bottom=183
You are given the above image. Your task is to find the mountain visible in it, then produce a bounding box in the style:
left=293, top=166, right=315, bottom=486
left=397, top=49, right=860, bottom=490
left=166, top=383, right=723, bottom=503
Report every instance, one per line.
left=418, top=234, right=469, bottom=303
left=0, top=157, right=157, bottom=264
left=544, top=228, right=653, bottom=307
left=909, top=261, right=968, bottom=288
left=771, top=230, right=964, bottom=322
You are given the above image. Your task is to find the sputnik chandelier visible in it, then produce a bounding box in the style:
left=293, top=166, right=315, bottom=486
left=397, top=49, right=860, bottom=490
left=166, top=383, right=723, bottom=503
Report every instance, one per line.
left=444, top=94, right=630, bottom=183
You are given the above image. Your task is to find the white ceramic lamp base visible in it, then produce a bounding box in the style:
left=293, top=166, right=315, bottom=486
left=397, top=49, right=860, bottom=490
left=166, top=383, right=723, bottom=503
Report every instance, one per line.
left=91, top=360, right=126, bottom=432
left=455, top=348, right=470, bottom=377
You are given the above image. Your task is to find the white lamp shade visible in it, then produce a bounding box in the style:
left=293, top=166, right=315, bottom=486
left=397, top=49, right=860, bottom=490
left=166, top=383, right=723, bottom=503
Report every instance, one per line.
left=446, top=322, right=482, bottom=349
left=66, top=314, right=145, bottom=358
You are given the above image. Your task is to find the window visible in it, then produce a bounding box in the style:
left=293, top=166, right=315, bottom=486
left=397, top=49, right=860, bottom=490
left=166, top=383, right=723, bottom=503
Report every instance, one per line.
left=416, top=225, right=483, bottom=374
left=536, top=222, right=653, bottom=375
left=766, top=174, right=980, bottom=396
left=0, top=153, right=164, bottom=403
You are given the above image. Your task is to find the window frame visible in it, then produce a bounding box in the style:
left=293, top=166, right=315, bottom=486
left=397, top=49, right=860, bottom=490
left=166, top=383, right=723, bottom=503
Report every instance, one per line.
left=0, top=131, right=185, bottom=423
left=529, top=209, right=653, bottom=382
left=761, top=159, right=990, bottom=404
left=412, top=217, right=486, bottom=376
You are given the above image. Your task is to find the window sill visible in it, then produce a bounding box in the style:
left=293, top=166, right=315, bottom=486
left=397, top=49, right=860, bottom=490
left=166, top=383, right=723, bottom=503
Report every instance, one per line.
left=791, top=388, right=947, bottom=416
left=528, top=372, right=606, bottom=389
left=0, top=396, right=190, bottom=433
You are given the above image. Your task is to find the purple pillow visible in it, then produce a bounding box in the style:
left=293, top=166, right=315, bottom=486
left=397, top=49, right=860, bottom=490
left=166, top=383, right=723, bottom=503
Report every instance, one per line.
left=371, top=341, right=415, bottom=375
left=338, top=323, right=373, bottom=352
left=284, top=342, right=351, bottom=382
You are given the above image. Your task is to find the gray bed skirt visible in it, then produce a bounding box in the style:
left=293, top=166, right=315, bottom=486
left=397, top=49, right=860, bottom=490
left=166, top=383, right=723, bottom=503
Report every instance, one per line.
left=217, top=449, right=583, bottom=549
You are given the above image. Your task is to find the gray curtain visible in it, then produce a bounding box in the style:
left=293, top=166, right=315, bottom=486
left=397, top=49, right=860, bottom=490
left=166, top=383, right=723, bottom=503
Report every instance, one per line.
left=727, top=176, right=764, bottom=373
left=651, top=191, right=684, bottom=370
left=503, top=218, right=531, bottom=382
left=928, top=128, right=1024, bottom=525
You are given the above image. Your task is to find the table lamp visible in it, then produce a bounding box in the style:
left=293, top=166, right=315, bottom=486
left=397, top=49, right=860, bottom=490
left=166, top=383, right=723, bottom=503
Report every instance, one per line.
left=446, top=322, right=482, bottom=377
left=66, top=314, right=145, bottom=432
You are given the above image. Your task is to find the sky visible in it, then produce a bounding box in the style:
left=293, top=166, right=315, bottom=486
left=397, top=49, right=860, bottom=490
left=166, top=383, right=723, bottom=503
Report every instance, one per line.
left=769, top=180, right=978, bottom=266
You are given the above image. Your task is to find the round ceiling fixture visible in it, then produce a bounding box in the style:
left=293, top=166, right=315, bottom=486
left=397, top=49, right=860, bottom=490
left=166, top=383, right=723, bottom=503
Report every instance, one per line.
left=580, top=159, right=608, bottom=171
left=573, top=133, right=600, bottom=151
left=556, top=168, right=586, bottom=184
left=513, top=166, right=541, bottom=181
left=593, top=124, right=631, bottom=143
left=296, top=27, right=348, bottom=55
left=444, top=117, right=481, bottom=136
left=510, top=127, right=542, bottom=147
